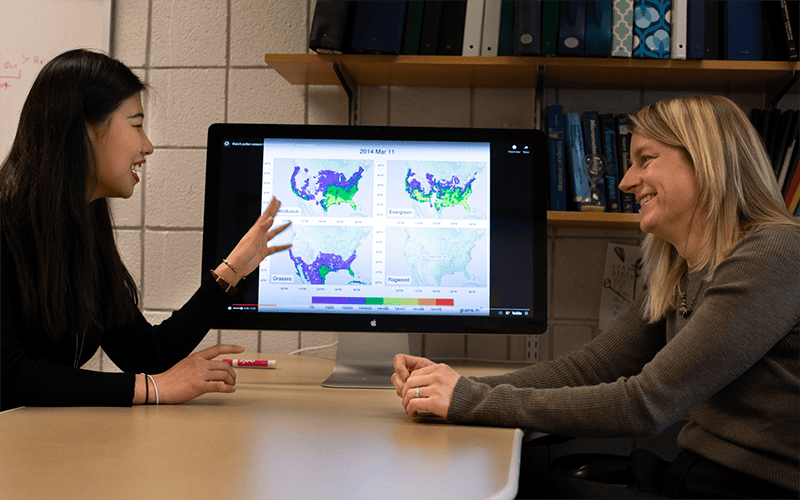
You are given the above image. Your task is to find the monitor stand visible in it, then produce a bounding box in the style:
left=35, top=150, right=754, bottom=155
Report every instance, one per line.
left=322, top=332, right=410, bottom=389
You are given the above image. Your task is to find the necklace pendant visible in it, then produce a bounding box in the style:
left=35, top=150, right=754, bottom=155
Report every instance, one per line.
left=679, top=306, right=690, bottom=318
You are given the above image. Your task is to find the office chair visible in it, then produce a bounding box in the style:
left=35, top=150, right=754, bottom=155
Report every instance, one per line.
left=547, top=453, right=669, bottom=499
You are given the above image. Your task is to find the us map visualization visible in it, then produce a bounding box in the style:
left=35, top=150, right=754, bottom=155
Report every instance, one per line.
left=261, top=141, right=490, bottom=315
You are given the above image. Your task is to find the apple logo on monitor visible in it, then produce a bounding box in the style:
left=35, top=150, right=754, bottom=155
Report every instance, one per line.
left=371, top=319, right=377, bottom=328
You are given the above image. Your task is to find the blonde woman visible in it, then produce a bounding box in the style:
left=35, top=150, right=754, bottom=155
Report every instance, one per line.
left=392, top=95, right=799, bottom=498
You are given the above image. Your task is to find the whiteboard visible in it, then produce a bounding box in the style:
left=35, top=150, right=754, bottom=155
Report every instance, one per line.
left=0, top=0, right=112, bottom=159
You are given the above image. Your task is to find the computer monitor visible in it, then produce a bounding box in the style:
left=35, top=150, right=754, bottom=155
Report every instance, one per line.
left=202, top=124, right=547, bottom=388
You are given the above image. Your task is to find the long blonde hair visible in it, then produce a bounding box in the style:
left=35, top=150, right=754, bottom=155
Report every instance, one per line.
left=630, top=95, right=800, bottom=323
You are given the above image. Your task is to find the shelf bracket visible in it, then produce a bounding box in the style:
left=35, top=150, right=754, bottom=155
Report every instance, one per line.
left=767, top=70, right=798, bottom=109
left=535, top=64, right=546, bottom=130
left=333, top=62, right=358, bottom=125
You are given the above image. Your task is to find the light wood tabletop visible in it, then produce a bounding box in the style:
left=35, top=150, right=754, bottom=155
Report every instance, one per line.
left=0, top=354, right=529, bottom=500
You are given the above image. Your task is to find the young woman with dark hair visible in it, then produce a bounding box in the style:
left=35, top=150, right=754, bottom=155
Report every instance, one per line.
left=0, top=49, right=291, bottom=410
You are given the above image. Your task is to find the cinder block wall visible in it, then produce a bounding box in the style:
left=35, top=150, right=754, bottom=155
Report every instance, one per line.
left=85, top=0, right=797, bottom=380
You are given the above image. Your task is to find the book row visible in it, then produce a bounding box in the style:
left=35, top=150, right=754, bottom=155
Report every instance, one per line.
left=547, top=105, right=800, bottom=217
left=309, top=0, right=799, bottom=61
left=753, top=108, right=800, bottom=216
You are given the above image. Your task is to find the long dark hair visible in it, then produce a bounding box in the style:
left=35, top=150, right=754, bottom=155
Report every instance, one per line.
left=0, top=49, right=142, bottom=343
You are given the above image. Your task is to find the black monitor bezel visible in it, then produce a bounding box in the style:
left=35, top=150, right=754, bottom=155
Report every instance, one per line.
left=203, top=123, right=547, bottom=335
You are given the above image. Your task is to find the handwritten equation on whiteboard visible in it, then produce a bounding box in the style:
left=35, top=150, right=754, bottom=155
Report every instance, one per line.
left=0, top=55, right=46, bottom=89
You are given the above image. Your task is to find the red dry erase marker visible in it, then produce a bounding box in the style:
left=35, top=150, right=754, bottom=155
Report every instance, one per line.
left=223, top=359, right=277, bottom=368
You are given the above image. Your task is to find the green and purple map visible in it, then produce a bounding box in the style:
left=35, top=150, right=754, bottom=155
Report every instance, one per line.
left=389, top=160, right=487, bottom=219
left=281, top=159, right=373, bottom=217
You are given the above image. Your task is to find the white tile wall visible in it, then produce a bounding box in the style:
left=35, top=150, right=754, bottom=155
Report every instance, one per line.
left=105, top=0, right=799, bottom=376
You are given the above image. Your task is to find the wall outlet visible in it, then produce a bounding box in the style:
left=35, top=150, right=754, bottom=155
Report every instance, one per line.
left=526, top=336, right=540, bottom=363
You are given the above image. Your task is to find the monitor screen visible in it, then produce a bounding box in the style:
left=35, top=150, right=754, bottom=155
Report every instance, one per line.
left=203, top=124, right=547, bottom=339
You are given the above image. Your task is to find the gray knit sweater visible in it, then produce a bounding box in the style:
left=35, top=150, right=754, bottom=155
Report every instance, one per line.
left=448, top=225, right=800, bottom=492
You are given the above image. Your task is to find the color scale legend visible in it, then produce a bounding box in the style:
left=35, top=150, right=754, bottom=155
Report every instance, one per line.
left=312, top=297, right=455, bottom=306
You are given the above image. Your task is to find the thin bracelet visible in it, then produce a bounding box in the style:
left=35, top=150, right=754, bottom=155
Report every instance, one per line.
left=222, top=259, right=239, bottom=276
left=142, top=373, right=149, bottom=404
left=146, top=374, right=159, bottom=405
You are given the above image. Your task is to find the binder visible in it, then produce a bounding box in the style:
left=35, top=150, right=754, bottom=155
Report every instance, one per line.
left=419, top=1, right=444, bottom=55
left=462, top=0, right=485, bottom=56
left=611, top=0, right=634, bottom=57
left=600, top=114, right=621, bottom=212
left=439, top=0, right=468, bottom=55
left=789, top=1, right=800, bottom=58
left=766, top=0, right=798, bottom=61
left=671, top=0, right=687, bottom=59
left=402, top=1, right=425, bottom=55
left=541, top=0, right=560, bottom=56
left=687, top=0, right=704, bottom=59
left=704, top=0, right=720, bottom=60
left=547, top=105, right=567, bottom=211
left=586, top=0, right=613, bottom=57
left=481, top=0, right=503, bottom=55
left=582, top=111, right=607, bottom=210
left=772, top=110, right=795, bottom=176
left=565, top=113, right=589, bottom=211
left=783, top=163, right=800, bottom=211
left=558, top=1, right=586, bottom=56
left=349, top=1, right=407, bottom=54
left=762, top=1, right=778, bottom=61
left=309, top=0, right=355, bottom=54
left=515, top=0, right=542, bottom=56
left=779, top=110, right=800, bottom=197
left=633, top=0, right=671, bottom=59
left=724, top=0, right=762, bottom=61
left=763, top=108, right=782, bottom=176
left=783, top=154, right=800, bottom=203
left=499, top=0, right=516, bottom=56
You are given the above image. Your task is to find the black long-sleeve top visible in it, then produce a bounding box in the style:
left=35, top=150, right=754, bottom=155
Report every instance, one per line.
left=1, top=227, right=240, bottom=411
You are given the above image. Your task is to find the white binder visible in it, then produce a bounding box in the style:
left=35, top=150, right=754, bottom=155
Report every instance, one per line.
left=462, top=0, right=485, bottom=56
left=671, top=0, right=687, bottom=59
left=481, top=0, right=503, bottom=56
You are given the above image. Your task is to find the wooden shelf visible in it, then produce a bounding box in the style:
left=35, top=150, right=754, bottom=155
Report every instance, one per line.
left=547, top=211, right=642, bottom=230
left=263, top=54, right=798, bottom=230
left=265, top=54, right=799, bottom=92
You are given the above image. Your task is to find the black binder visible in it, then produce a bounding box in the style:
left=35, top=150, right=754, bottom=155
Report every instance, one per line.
left=419, top=1, right=445, bottom=55
left=402, top=1, right=425, bottom=55
left=309, top=0, right=355, bottom=53
left=515, top=0, right=542, bottom=56
left=437, top=0, right=467, bottom=55
left=704, top=0, right=721, bottom=60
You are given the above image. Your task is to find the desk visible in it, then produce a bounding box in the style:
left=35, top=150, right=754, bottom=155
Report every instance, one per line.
left=0, top=354, right=529, bottom=500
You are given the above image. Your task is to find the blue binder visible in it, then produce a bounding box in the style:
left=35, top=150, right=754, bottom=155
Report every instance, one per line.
left=687, top=0, right=704, bottom=59
left=586, top=0, right=613, bottom=56
left=633, top=0, right=671, bottom=58
left=349, top=1, right=407, bottom=54
left=547, top=105, right=567, bottom=211
left=558, top=1, right=586, bottom=56
left=724, top=0, right=762, bottom=60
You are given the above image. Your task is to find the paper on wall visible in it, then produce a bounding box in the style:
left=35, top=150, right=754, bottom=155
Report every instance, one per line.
left=598, top=242, right=644, bottom=331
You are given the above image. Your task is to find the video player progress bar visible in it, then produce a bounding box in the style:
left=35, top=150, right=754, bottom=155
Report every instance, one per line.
left=312, top=297, right=454, bottom=306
